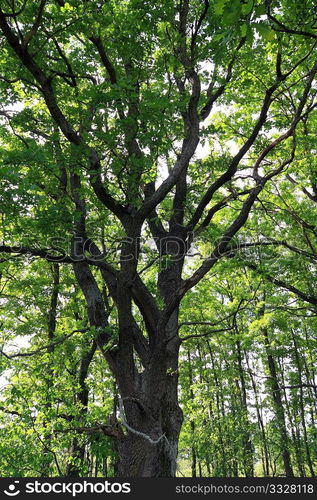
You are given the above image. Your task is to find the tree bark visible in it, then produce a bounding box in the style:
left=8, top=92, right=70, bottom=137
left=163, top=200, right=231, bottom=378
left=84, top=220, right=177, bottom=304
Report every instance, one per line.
left=114, top=340, right=183, bottom=477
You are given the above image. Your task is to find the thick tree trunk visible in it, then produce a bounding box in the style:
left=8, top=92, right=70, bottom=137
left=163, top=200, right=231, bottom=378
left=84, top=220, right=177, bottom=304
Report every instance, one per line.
left=71, top=193, right=185, bottom=477
left=111, top=254, right=184, bottom=477
left=114, top=257, right=183, bottom=477
left=116, top=413, right=182, bottom=477
left=115, top=356, right=183, bottom=477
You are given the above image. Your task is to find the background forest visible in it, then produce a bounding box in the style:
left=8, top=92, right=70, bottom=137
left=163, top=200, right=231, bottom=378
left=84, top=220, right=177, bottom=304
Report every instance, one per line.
left=0, top=0, right=316, bottom=478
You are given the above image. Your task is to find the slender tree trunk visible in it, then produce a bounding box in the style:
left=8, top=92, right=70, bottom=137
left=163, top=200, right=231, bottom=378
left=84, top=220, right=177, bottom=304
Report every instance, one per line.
left=234, top=338, right=254, bottom=476
left=291, top=330, right=315, bottom=476
left=278, top=356, right=305, bottom=477
left=65, top=341, right=98, bottom=476
left=304, top=328, right=317, bottom=412
left=262, top=327, right=294, bottom=477
left=206, top=457, right=212, bottom=476
left=41, top=263, right=59, bottom=476
left=207, top=341, right=228, bottom=476
left=187, top=351, right=197, bottom=477
left=245, top=352, right=270, bottom=476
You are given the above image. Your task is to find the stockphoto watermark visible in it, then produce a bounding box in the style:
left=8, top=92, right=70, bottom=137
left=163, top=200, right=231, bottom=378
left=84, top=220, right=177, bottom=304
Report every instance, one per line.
left=1, top=479, right=316, bottom=499
left=2, top=479, right=131, bottom=497
left=0, top=234, right=280, bottom=269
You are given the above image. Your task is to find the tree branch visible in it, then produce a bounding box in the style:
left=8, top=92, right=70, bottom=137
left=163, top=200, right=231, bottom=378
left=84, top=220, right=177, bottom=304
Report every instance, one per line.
left=0, top=328, right=89, bottom=360
left=244, top=261, right=317, bottom=307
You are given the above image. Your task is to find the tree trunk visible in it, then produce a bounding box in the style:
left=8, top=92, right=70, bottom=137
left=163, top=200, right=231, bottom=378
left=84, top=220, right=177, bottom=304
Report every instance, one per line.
left=291, top=329, right=315, bottom=477
left=207, top=341, right=228, bottom=476
left=245, top=352, right=271, bottom=476
left=113, top=255, right=184, bottom=477
left=235, top=338, right=254, bottom=476
left=262, top=327, right=294, bottom=477
left=116, top=416, right=182, bottom=477
left=115, top=349, right=183, bottom=477
left=187, top=350, right=197, bottom=478
left=41, top=263, right=60, bottom=477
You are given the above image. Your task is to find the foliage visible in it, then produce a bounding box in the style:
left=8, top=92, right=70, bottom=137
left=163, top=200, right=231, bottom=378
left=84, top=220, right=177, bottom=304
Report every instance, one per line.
left=0, top=0, right=316, bottom=477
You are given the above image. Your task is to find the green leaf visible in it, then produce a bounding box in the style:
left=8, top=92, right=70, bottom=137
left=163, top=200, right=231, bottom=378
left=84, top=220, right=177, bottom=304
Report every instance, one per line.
left=241, top=0, right=253, bottom=15
left=255, top=22, right=275, bottom=41
left=254, top=4, right=267, bottom=17
left=214, top=0, right=228, bottom=16
left=240, top=23, right=248, bottom=38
